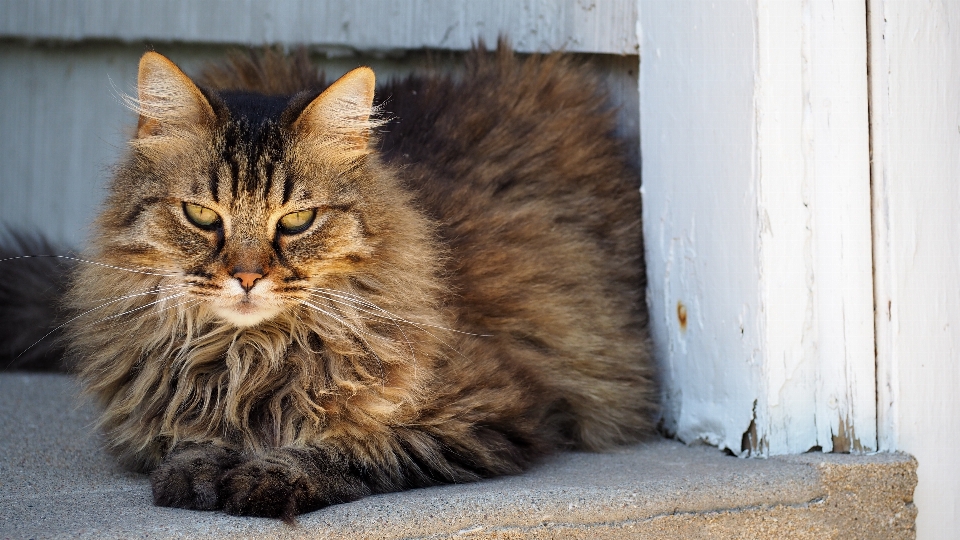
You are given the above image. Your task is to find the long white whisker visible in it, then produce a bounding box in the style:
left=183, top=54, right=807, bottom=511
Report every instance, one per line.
left=300, top=300, right=386, bottom=385
left=299, top=300, right=389, bottom=342
left=305, top=291, right=417, bottom=365
left=87, top=293, right=187, bottom=324
left=306, top=287, right=492, bottom=337
left=305, top=288, right=477, bottom=361
left=0, top=254, right=177, bottom=277
left=15, top=287, right=188, bottom=359
left=100, top=283, right=189, bottom=302
left=69, top=285, right=188, bottom=323
left=99, top=297, right=200, bottom=330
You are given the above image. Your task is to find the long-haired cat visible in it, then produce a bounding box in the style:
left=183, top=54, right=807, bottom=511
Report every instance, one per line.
left=9, top=43, right=655, bottom=520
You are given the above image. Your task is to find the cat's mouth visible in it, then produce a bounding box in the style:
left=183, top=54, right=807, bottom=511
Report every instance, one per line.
left=210, top=295, right=284, bottom=328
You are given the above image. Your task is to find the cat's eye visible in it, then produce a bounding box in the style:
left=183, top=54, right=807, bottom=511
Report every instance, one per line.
left=183, top=202, right=222, bottom=230
left=277, top=209, right=317, bottom=235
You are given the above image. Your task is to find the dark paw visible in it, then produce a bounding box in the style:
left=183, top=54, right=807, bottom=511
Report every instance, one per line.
left=221, top=458, right=302, bottom=519
left=151, top=442, right=239, bottom=511
left=221, top=449, right=371, bottom=520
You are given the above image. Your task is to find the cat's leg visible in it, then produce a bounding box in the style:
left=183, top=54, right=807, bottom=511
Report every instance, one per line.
left=218, top=362, right=552, bottom=519
left=219, top=445, right=371, bottom=521
left=218, top=416, right=548, bottom=519
left=151, top=441, right=241, bottom=510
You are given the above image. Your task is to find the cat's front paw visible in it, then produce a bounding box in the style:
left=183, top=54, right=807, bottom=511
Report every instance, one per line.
left=220, top=449, right=370, bottom=520
left=151, top=442, right=239, bottom=511
left=220, top=458, right=306, bottom=520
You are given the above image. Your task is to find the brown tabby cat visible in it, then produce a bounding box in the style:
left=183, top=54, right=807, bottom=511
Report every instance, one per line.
left=61, top=43, right=654, bottom=520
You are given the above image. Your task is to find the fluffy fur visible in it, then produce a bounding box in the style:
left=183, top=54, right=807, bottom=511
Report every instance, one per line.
left=0, top=232, right=73, bottom=370
left=49, top=43, right=655, bottom=520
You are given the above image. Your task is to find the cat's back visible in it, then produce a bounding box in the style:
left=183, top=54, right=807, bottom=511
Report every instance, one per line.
left=379, top=45, right=640, bottom=231
left=380, top=44, right=654, bottom=448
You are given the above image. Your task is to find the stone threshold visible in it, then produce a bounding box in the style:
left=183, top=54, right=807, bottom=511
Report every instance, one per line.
left=0, top=373, right=916, bottom=539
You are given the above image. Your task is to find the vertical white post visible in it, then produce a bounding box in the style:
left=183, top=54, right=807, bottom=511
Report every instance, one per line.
left=772, top=0, right=876, bottom=452
left=870, top=1, right=960, bottom=537
left=639, top=0, right=875, bottom=456
left=639, top=0, right=764, bottom=454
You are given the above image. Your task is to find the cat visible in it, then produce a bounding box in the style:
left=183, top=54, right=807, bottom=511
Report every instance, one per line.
left=4, top=42, right=655, bottom=520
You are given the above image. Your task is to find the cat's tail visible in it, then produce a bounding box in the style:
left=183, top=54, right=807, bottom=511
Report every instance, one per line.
left=0, top=230, right=75, bottom=371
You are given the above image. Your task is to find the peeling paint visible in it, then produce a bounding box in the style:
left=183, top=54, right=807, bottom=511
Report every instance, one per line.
left=831, top=414, right=865, bottom=454
left=740, top=399, right=768, bottom=456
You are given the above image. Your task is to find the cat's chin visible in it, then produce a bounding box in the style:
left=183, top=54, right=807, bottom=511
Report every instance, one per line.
left=211, top=303, right=284, bottom=328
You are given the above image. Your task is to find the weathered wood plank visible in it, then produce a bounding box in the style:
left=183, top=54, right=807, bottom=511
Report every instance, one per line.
left=870, top=0, right=960, bottom=537
left=640, top=0, right=876, bottom=456
left=0, top=0, right=638, bottom=55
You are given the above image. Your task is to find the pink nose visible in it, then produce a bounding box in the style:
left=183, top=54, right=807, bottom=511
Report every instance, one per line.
left=233, top=272, right=263, bottom=292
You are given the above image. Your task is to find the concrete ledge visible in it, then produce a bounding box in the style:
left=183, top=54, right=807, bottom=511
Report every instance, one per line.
left=0, top=373, right=916, bottom=539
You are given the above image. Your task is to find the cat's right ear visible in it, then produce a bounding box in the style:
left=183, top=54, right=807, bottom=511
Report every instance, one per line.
left=136, top=52, right=215, bottom=139
left=291, top=67, right=377, bottom=155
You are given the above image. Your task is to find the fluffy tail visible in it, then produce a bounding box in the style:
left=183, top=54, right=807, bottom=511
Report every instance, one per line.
left=0, top=231, right=75, bottom=371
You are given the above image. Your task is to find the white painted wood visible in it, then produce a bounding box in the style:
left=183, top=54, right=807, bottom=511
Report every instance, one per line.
left=760, top=0, right=875, bottom=454
left=753, top=0, right=816, bottom=455
left=639, top=0, right=875, bottom=456
left=0, top=0, right=638, bottom=55
left=638, top=0, right=763, bottom=454
left=870, top=1, right=960, bottom=537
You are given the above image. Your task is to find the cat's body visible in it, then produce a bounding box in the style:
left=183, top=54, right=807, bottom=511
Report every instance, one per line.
left=18, top=44, right=654, bottom=519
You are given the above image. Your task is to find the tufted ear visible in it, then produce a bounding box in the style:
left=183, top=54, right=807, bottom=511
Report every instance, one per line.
left=136, top=52, right=215, bottom=139
left=292, top=67, right=377, bottom=152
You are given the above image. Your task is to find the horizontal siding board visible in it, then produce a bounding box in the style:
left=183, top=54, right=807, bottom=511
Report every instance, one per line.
left=0, top=0, right=638, bottom=54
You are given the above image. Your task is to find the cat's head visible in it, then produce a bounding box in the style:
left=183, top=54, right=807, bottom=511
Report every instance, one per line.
left=98, top=52, right=405, bottom=328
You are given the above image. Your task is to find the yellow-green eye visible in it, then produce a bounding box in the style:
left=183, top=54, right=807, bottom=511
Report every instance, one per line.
left=183, top=202, right=221, bottom=229
left=278, top=209, right=316, bottom=235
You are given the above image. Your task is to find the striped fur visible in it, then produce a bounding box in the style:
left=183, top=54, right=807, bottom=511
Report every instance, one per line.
left=66, top=42, right=656, bottom=520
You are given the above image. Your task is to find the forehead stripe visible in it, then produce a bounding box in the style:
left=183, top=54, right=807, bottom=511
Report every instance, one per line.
left=208, top=167, right=219, bottom=203
left=282, top=172, right=294, bottom=205
left=262, top=159, right=275, bottom=201
left=228, top=154, right=241, bottom=200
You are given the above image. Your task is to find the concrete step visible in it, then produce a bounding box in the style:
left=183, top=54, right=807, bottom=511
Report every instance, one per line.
left=0, top=373, right=916, bottom=539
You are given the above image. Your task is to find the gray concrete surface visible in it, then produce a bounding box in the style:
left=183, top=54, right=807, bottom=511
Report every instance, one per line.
left=0, top=373, right=917, bottom=539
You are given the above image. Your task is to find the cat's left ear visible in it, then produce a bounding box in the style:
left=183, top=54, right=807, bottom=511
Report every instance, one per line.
left=136, top=52, right=215, bottom=138
left=292, top=67, right=377, bottom=152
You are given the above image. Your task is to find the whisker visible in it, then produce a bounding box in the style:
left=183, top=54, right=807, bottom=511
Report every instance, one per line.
left=299, top=300, right=389, bottom=343
left=300, top=300, right=387, bottom=386
left=90, top=293, right=187, bottom=324
left=99, top=283, right=189, bottom=302
left=304, top=291, right=417, bottom=367
left=98, top=297, right=201, bottom=331
left=14, top=287, right=188, bottom=359
left=0, top=254, right=177, bottom=277
left=305, top=288, right=478, bottom=361
left=42, top=293, right=188, bottom=353
left=306, top=287, right=492, bottom=337
left=74, top=285, right=188, bottom=320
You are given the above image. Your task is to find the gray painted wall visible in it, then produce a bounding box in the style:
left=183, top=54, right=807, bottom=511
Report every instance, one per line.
left=0, top=0, right=638, bottom=55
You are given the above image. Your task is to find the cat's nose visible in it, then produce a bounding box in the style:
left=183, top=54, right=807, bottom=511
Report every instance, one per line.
left=233, top=272, right=263, bottom=292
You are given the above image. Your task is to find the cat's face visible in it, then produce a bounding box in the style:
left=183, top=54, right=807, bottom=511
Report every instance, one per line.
left=114, top=53, right=380, bottom=327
